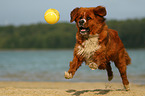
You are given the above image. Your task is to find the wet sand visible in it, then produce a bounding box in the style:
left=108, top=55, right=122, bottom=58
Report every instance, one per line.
left=0, top=82, right=144, bottom=96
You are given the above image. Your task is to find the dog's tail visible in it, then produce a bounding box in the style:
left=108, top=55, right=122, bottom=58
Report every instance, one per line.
left=125, top=51, right=131, bottom=65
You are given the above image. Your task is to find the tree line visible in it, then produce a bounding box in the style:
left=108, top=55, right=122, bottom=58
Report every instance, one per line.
left=0, top=18, right=145, bottom=49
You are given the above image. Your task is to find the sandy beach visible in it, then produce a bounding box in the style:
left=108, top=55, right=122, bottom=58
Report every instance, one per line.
left=0, top=82, right=144, bottom=96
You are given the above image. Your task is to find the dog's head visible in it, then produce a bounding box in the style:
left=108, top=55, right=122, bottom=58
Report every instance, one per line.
left=70, top=6, right=106, bottom=36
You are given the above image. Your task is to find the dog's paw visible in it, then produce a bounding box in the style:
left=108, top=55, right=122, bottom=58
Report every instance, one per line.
left=108, top=76, right=113, bottom=81
left=124, top=85, right=130, bottom=91
left=89, top=62, right=98, bottom=70
left=64, top=71, right=73, bottom=79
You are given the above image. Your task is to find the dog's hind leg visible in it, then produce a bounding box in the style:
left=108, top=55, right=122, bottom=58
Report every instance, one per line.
left=115, top=57, right=130, bottom=91
left=106, top=62, right=113, bottom=81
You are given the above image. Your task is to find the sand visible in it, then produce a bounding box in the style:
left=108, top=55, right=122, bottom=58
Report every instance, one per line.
left=0, top=82, right=144, bottom=96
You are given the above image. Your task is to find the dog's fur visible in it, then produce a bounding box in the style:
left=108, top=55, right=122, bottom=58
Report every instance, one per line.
left=64, top=6, right=131, bottom=91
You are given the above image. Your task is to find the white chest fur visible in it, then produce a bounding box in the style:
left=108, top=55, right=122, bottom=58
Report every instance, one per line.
left=77, top=34, right=101, bottom=65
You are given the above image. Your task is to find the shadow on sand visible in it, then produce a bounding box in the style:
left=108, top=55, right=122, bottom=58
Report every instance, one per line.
left=66, top=89, right=123, bottom=96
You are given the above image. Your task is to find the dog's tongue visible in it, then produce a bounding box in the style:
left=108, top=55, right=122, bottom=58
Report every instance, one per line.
left=81, top=29, right=86, bottom=32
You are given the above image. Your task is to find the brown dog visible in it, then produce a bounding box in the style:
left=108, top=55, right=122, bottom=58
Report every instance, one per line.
left=64, top=6, right=131, bottom=91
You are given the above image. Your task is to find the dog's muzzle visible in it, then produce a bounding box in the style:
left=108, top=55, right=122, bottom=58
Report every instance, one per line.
left=79, top=19, right=86, bottom=26
left=79, top=20, right=85, bottom=26
left=78, top=19, right=90, bottom=35
left=79, top=27, right=90, bottom=35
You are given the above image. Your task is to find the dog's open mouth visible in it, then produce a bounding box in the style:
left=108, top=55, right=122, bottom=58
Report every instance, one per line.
left=79, top=27, right=90, bottom=35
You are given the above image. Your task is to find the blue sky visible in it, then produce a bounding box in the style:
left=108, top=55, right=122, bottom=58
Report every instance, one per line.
left=0, top=0, right=145, bottom=25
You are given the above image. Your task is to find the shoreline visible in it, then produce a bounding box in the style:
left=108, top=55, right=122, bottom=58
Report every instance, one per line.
left=0, top=48, right=145, bottom=51
left=0, top=82, right=144, bottom=96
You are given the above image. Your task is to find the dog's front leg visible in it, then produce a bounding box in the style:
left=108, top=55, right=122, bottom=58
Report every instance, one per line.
left=93, top=45, right=107, bottom=70
left=65, top=55, right=83, bottom=79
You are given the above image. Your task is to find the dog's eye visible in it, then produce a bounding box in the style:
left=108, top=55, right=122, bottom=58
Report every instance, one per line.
left=87, top=17, right=92, bottom=20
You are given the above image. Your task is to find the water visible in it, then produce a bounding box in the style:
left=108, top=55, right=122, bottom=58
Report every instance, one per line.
left=0, top=49, right=145, bottom=84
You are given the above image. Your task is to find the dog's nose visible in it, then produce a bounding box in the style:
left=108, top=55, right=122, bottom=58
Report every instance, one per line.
left=79, top=19, right=85, bottom=26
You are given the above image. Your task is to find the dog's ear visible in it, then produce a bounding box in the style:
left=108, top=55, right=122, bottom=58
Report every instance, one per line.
left=70, top=7, right=80, bottom=22
left=93, top=6, right=107, bottom=17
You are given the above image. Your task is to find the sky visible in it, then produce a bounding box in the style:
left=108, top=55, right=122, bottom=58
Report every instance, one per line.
left=0, top=0, right=145, bottom=26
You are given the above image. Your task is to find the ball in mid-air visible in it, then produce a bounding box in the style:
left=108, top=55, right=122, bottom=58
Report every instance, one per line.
left=44, top=8, right=60, bottom=24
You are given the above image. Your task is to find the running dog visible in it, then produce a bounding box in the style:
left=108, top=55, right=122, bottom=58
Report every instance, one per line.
left=64, top=6, right=131, bottom=91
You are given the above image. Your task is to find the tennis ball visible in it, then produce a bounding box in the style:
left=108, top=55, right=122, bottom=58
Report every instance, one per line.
left=44, top=8, right=60, bottom=24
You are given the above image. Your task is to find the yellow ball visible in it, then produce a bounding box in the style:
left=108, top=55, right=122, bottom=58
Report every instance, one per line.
left=44, top=9, right=60, bottom=24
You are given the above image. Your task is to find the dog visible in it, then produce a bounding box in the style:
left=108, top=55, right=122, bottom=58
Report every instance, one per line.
left=64, top=6, right=131, bottom=91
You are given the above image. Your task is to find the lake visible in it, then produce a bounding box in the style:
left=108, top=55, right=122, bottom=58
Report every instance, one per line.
left=0, top=49, right=144, bottom=84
